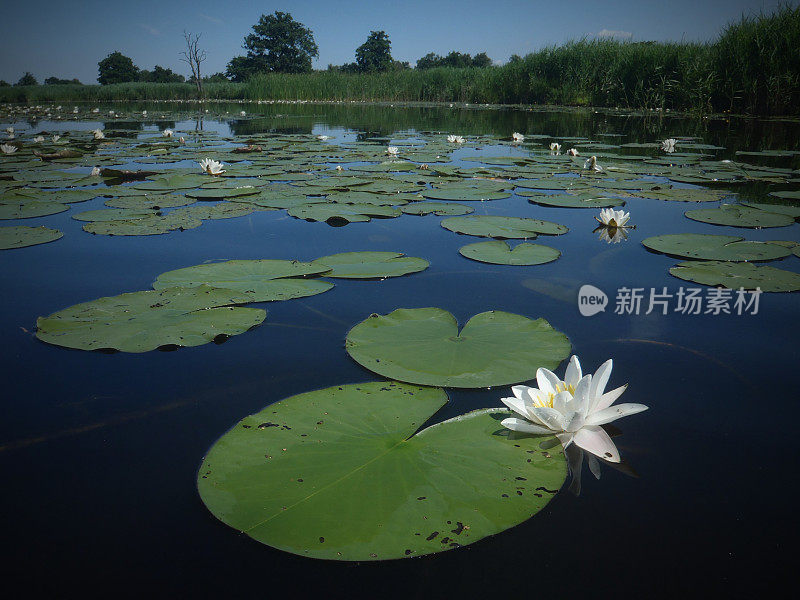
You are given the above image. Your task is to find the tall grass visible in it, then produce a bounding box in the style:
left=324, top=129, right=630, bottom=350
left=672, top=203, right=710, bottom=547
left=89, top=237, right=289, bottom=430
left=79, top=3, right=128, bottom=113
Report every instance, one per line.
left=1, top=5, right=798, bottom=115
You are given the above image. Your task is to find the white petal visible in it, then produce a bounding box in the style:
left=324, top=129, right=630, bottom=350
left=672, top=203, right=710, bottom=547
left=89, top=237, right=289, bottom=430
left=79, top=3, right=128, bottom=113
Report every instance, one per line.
left=530, top=406, right=567, bottom=431
left=501, top=418, right=553, bottom=435
left=536, top=367, right=560, bottom=395
left=564, top=412, right=585, bottom=433
left=500, top=396, right=532, bottom=419
left=556, top=432, right=574, bottom=449
left=573, top=426, right=620, bottom=462
left=572, top=374, right=592, bottom=416
left=511, top=384, right=534, bottom=401
left=594, top=384, right=628, bottom=412
left=588, top=359, right=613, bottom=412
left=552, top=390, right=573, bottom=415
left=564, top=355, right=582, bottom=386
left=585, top=403, right=649, bottom=426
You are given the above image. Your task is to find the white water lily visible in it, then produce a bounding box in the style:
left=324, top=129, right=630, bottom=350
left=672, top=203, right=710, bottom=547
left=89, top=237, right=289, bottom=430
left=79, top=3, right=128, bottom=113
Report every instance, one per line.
left=335, top=165, right=343, bottom=171
left=567, top=148, right=578, bottom=156
left=142, top=110, right=147, bottom=116
left=512, top=132, right=525, bottom=142
left=1, top=143, right=17, bottom=154
left=179, top=136, right=185, bottom=144
left=33, top=135, right=44, bottom=143
left=240, top=111, right=246, bottom=116
left=549, top=142, right=561, bottom=153
left=316, top=134, right=331, bottom=141
left=52, top=135, right=61, bottom=143
left=92, top=129, right=105, bottom=140
left=595, top=207, right=630, bottom=228
left=447, top=134, right=465, bottom=144
left=198, top=158, right=225, bottom=175
left=661, top=138, right=677, bottom=153
left=597, top=225, right=629, bottom=244
left=73, top=107, right=79, bottom=114
left=6, top=127, right=14, bottom=135
left=584, top=155, right=603, bottom=172
left=91, top=107, right=99, bottom=113
left=500, top=356, right=648, bottom=462
left=162, top=129, right=173, bottom=138
left=91, top=166, right=101, bottom=176
left=386, top=146, right=399, bottom=156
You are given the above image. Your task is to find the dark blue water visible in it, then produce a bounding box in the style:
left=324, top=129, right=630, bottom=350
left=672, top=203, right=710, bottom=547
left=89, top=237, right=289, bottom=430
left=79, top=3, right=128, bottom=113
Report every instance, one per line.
left=1, top=104, right=797, bottom=597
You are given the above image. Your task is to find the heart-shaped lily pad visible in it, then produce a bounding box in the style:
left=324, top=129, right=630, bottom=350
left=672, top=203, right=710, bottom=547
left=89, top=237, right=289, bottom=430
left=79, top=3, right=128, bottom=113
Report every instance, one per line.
left=345, top=308, right=571, bottom=387
left=197, top=381, right=566, bottom=561
left=685, top=204, right=795, bottom=228
left=669, top=260, right=800, bottom=292
left=82, top=212, right=202, bottom=236
left=104, top=194, right=195, bottom=210
left=459, top=240, right=561, bottom=265
left=522, top=194, right=620, bottom=209
left=401, top=201, right=473, bottom=216
left=288, top=202, right=400, bottom=224
left=642, top=233, right=791, bottom=261
left=0, top=201, right=69, bottom=220
left=72, top=208, right=158, bottom=222
left=441, top=215, right=568, bottom=239
left=133, top=173, right=209, bottom=191
left=739, top=200, right=800, bottom=218
left=186, top=186, right=260, bottom=200
left=153, top=260, right=333, bottom=302
left=310, top=251, right=429, bottom=279
left=0, top=225, right=63, bottom=249
left=36, top=285, right=266, bottom=352
left=422, top=185, right=511, bottom=202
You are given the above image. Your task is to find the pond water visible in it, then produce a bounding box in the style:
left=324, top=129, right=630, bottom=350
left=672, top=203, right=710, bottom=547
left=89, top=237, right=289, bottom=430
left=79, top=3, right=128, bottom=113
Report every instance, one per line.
left=1, top=102, right=798, bottom=596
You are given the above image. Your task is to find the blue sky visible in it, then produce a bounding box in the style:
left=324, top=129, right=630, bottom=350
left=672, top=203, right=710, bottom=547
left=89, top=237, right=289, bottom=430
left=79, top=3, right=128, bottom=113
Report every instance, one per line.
left=0, top=0, right=787, bottom=84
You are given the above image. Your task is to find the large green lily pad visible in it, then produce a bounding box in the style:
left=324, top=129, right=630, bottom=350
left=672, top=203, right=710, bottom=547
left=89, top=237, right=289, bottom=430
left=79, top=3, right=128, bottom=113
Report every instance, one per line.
left=82, top=211, right=202, bottom=236
left=133, top=174, right=209, bottom=191
left=310, top=252, right=429, bottom=279
left=669, top=261, right=800, bottom=292
left=345, top=308, right=571, bottom=388
left=685, top=204, right=795, bottom=228
left=288, top=202, right=400, bottom=224
left=441, top=215, right=568, bottom=239
left=739, top=200, right=800, bottom=218
left=153, top=260, right=333, bottom=302
left=186, top=186, right=260, bottom=200
left=0, top=201, right=69, bottom=220
left=459, top=240, right=561, bottom=265
left=36, top=285, right=266, bottom=352
left=400, top=201, right=473, bottom=216
left=0, top=225, right=63, bottom=249
left=104, top=194, right=195, bottom=210
left=522, top=193, right=620, bottom=209
left=72, top=208, right=158, bottom=222
left=197, top=381, right=566, bottom=561
left=642, top=233, right=791, bottom=261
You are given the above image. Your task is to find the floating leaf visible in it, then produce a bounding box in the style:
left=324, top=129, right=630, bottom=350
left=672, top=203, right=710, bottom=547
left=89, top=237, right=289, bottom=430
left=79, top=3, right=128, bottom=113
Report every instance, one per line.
left=0, top=225, right=63, bottom=249
left=153, top=260, right=333, bottom=302
left=197, top=381, right=566, bottom=561
left=739, top=200, right=800, bottom=218
left=311, top=252, right=429, bottom=279
left=441, top=215, right=568, bottom=239
left=401, top=201, right=473, bottom=216
left=0, top=201, right=69, bottom=220
left=670, top=261, right=800, bottom=292
left=422, top=186, right=510, bottom=202
left=642, top=233, right=791, bottom=261
left=459, top=240, right=561, bottom=265
left=36, top=285, right=266, bottom=352
left=72, top=208, right=158, bottom=222
left=134, top=174, right=208, bottom=191
left=186, top=186, right=260, bottom=200
left=104, top=194, right=195, bottom=210
left=345, top=308, right=571, bottom=388
left=288, top=202, right=400, bottom=224
left=522, top=193, right=621, bottom=209
left=82, top=211, right=202, bottom=236
left=685, top=204, right=795, bottom=228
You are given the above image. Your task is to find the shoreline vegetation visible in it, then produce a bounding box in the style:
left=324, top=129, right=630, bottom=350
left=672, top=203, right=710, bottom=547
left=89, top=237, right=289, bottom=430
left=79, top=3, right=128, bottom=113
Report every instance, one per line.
left=1, top=6, right=798, bottom=116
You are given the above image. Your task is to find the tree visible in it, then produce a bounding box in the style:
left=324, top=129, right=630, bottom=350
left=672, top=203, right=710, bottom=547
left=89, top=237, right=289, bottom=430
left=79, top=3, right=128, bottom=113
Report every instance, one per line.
left=509, top=54, right=523, bottom=63
left=242, top=11, right=318, bottom=74
left=355, top=31, right=392, bottom=72
left=180, top=31, right=206, bottom=97
left=472, top=52, right=492, bottom=68
left=16, top=72, right=38, bottom=86
left=0, top=80, right=9, bottom=87
left=139, top=65, right=184, bottom=83
left=98, top=51, right=139, bottom=85
left=44, top=77, right=82, bottom=85
left=226, top=55, right=268, bottom=82
left=416, top=52, right=443, bottom=69
left=202, top=72, right=229, bottom=83
left=442, top=51, right=472, bottom=68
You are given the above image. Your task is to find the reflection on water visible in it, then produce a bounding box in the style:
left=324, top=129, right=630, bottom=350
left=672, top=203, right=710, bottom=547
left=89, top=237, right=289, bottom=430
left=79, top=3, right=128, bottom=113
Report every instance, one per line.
left=0, top=102, right=798, bottom=596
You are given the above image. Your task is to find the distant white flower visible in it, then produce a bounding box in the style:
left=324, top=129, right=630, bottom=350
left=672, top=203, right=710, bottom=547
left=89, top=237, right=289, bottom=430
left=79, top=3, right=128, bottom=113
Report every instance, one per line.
left=73, top=107, right=79, bottom=114
left=1, top=143, right=17, bottom=154
left=179, top=136, right=185, bottom=144
left=512, top=132, right=525, bottom=142
left=316, top=134, right=331, bottom=141
left=386, top=146, right=399, bottom=156
left=447, top=134, right=465, bottom=144
left=549, top=142, right=561, bottom=154
left=661, top=138, right=677, bottom=153
left=142, top=110, right=147, bottom=116
left=91, top=108, right=99, bottom=113
left=500, top=355, right=648, bottom=463
left=92, top=129, right=105, bottom=140
left=109, top=110, right=115, bottom=116
left=595, top=208, right=630, bottom=228
left=33, top=135, right=44, bottom=143
left=335, top=165, right=343, bottom=171
left=240, top=110, right=246, bottom=116
left=198, top=158, right=225, bottom=175
left=567, top=148, right=578, bottom=156
left=5, top=127, right=14, bottom=135
left=91, top=166, right=101, bottom=176
left=162, top=129, right=173, bottom=138
left=584, top=155, right=603, bottom=172
left=52, top=135, right=61, bottom=143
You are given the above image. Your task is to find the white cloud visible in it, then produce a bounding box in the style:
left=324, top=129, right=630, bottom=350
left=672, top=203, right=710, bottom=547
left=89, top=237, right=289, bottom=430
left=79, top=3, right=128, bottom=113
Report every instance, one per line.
left=596, top=29, right=633, bottom=39
left=140, top=24, right=161, bottom=36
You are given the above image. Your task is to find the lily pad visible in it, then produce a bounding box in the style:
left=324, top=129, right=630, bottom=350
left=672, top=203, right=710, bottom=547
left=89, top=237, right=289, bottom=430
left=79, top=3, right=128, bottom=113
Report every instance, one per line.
left=401, top=202, right=473, bottom=216
left=0, top=225, right=63, bottom=249
left=441, top=215, right=568, bottom=239
left=186, top=186, right=260, bottom=200
left=669, top=261, right=800, bottom=292
left=422, top=186, right=511, bottom=202
left=72, top=208, right=158, bottom=222
left=36, top=285, right=266, bottom=352
left=739, top=200, right=800, bottom=218
left=685, top=204, right=795, bottom=228
left=522, top=194, right=620, bottom=209
left=0, top=201, right=69, bottom=220
left=345, top=308, right=571, bottom=388
left=310, top=252, right=429, bottom=279
left=153, top=260, right=333, bottom=302
left=104, top=194, right=195, bottom=210
left=134, top=174, right=208, bottom=191
left=197, top=381, right=566, bottom=561
left=82, top=212, right=202, bottom=236
left=459, top=240, right=561, bottom=265
left=642, top=233, right=791, bottom=261
left=288, top=202, right=400, bottom=224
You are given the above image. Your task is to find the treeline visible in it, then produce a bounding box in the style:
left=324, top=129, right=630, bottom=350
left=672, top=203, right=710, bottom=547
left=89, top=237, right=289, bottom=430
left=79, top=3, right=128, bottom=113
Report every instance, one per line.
left=2, top=5, right=799, bottom=116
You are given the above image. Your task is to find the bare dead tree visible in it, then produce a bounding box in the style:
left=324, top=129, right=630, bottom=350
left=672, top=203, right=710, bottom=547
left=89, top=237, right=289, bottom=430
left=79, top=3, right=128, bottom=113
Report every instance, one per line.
left=180, top=31, right=207, bottom=99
